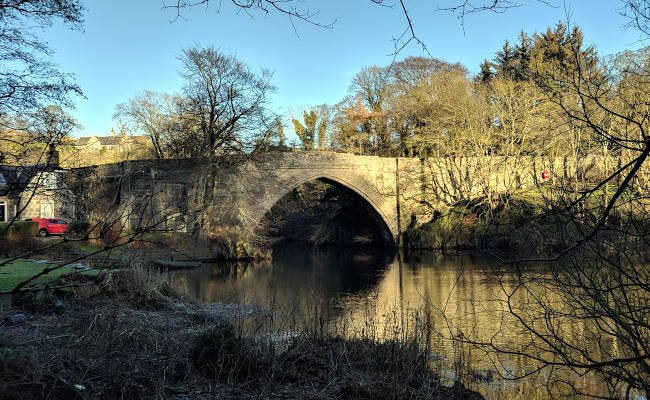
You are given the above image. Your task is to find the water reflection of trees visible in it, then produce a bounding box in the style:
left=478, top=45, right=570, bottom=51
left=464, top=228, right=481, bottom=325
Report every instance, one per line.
left=172, top=249, right=631, bottom=396
left=172, top=247, right=393, bottom=307
left=472, top=249, right=650, bottom=399
left=334, top=253, right=609, bottom=396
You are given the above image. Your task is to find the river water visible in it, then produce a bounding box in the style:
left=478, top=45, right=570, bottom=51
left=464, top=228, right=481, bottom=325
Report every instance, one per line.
left=170, top=247, right=608, bottom=397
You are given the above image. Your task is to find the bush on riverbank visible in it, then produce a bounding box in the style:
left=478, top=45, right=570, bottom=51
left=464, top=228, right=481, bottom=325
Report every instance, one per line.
left=0, top=308, right=483, bottom=400
left=402, top=194, right=558, bottom=254
left=208, top=227, right=271, bottom=261
left=403, top=184, right=646, bottom=255
left=99, top=262, right=184, bottom=308
left=65, top=220, right=90, bottom=236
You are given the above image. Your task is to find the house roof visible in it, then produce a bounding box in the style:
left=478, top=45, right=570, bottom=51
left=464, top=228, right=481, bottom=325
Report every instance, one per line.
left=0, top=165, right=36, bottom=197
left=75, top=136, right=93, bottom=146
left=97, top=136, right=122, bottom=146
left=0, top=164, right=64, bottom=198
left=76, top=136, right=121, bottom=146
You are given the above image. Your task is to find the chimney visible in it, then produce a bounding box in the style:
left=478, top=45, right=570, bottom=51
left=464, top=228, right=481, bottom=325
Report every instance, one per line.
left=46, top=143, right=59, bottom=168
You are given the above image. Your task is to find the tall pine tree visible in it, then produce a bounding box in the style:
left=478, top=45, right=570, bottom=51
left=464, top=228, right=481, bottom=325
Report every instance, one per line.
left=514, top=31, right=532, bottom=81
left=477, top=59, right=495, bottom=83
left=494, top=40, right=517, bottom=79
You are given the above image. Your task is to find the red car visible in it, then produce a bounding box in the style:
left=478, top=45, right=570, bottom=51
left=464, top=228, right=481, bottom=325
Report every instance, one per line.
left=28, top=218, right=68, bottom=237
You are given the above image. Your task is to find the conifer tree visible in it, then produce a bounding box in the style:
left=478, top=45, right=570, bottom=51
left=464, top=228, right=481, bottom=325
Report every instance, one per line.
left=494, top=39, right=517, bottom=79
left=292, top=110, right=318, bottom=149
left=477, top=59, right=494, bottom=83
left=513, top=31, right=532, bottom=81
left=275, top=117, right=286, bottom=147
left=317, top=117, right=328, bottom=149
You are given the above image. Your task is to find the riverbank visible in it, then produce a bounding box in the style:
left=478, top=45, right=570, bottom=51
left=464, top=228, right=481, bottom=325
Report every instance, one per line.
left=0, top=265, right=484, bottom=400
left=401, top=189, right=613, bottom=255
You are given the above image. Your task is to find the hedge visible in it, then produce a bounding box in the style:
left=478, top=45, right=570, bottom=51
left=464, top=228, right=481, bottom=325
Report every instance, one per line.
left=67, top=221, right=90, bottom=235
left=0, top=221, right=39, bottom=238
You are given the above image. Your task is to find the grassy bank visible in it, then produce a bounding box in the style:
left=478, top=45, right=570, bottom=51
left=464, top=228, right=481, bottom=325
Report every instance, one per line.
left=0, top=258, right=99, bottom=293
left=0, top=265, right=484, bottom=400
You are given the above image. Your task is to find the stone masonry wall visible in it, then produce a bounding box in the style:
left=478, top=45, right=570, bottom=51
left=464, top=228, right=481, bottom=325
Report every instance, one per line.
left=68, top=151, right=631, bottom=246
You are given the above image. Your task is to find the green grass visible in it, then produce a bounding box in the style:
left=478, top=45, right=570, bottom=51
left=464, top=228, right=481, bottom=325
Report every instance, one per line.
left=0, top=258, right=99, bottom=292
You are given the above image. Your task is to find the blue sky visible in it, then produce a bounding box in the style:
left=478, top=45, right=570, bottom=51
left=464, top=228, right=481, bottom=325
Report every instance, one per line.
left=44, top=0, right=646, bottom=137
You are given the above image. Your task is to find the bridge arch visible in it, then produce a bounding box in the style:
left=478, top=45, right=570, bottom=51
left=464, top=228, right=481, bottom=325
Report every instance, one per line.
left=252, top=172, right=398, bottom=246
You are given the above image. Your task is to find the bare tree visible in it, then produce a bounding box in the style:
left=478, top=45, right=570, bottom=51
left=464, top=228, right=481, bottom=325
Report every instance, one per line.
left=114, top=47, right=276, bottom=160
left=0, top=4, right=211, bottom=295
left=0, top=0, right=85, bottom=236
left=114, top=91, right=183, bottom=159
left=178, top=46, right=275, bottom=158
left=0, top=0, right=83, bottom=123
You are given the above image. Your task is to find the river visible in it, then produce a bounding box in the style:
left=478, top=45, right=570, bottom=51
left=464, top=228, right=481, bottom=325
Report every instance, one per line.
left=170, top=247, right=614, bottom=398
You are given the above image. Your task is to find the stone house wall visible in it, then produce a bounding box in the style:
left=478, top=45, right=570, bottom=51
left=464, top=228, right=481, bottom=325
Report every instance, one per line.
left=18, top=171, right=76, bottom=220
left=0, top=197, right=19, bottom=222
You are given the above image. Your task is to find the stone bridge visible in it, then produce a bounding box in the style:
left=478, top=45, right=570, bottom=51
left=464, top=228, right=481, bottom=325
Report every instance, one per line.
left=222, top=152, right=404, bottom=244
left=71, top=151, right=590, bottom=247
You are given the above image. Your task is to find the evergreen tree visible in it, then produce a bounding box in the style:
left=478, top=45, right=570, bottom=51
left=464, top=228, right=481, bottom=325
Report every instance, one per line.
left=477, top=59, right=494, bottom=83
left=513, top=31, right=532, bottom=81
left=315, top=104, right=332, bottom=149
left=494, top=39, right=517, bottom=79
left=532, top=23, right=598, bottom=70
left=530, top=23, right=600, bottom=92
left=292, top=110, right=318, bottom=149
left=317, top=118, right=328, bottom=149
left=275, top=117, right=286, bottom=147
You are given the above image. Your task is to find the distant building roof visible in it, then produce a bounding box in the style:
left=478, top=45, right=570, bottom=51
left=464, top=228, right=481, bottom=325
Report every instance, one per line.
left=98, top=136, right=122, bottom=146
left=75, top=136, right=94, bottom=146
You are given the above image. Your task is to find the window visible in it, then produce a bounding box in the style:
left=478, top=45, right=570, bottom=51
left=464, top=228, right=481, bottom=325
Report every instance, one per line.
left=0, top=201, right=6, bottom=222
left=42, top=173, right=58, bottom=190
left=40, top=201, right=54, bottom=218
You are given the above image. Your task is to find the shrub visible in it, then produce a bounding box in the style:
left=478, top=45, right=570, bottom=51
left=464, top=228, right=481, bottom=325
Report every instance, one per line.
left=0, top=221, right=38, bottom=256
left=0, top=221, right=38, bottom=238
left=207, top=228, right=271, bottom=260
left=100, top=262, right=184, bottom=308
left=402, top=207, right=474, bottom=251
left=87, top=220, right=127, bottom=247
left=190, top=322, right=260, bottom=381
left=66, top=220, right=90, bottom=236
